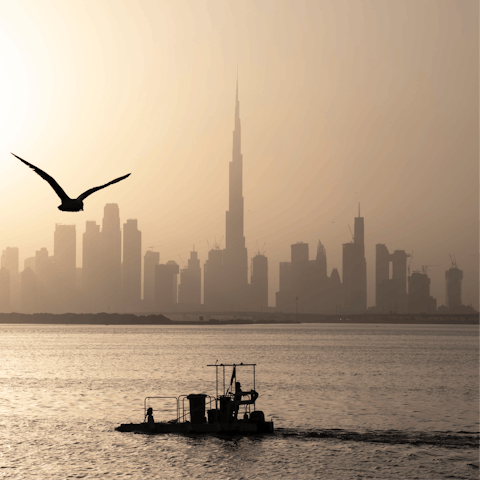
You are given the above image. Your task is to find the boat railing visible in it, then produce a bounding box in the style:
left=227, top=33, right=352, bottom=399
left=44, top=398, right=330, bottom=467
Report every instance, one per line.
left=144, top=396, right=179, bottom=422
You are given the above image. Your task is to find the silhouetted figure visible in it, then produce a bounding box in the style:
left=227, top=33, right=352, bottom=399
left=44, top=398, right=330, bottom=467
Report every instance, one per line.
left=11, top=153, right=130, bottom=212
left=145, top=407, right=155, bottom=431
left=233, top=381, right=243, bottom=420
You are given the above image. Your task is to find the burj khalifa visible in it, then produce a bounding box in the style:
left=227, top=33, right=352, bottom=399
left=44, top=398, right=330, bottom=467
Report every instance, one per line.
left=223, top=78, right=249, bottom=308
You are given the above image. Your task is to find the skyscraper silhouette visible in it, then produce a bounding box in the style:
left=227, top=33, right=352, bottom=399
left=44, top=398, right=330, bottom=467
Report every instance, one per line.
left=122, top=219, right=142, bottom=311
left=143, top=250, right=159, bottom=310
left=342, top=207, right=367, bottom=312
left=35, top=247, right=54, bottom=312
left=250, top=253, right=268, bottom=310
left=155, top=261, right=179, bottom=309
left=82, top=221, right=102, bottom=312
left=275, top=240, right=339, bottom=313
left=20, top=267, right=36, bottom=313
left=445, top=264, right=463, bottom=311
left=204, top=247, right=224, bottom=308
left=1, top=247, right=19, bottom=309
left=375, top=243, right=390, bottom=309
left=375, top=244, right=409, bottom=312
left=0, top=268, right=10, bottom=312
left=54, top=224, right=76, bottom=312
left=1, top=247, right=19, bottom=275
left=178, top=249, right=201, bottom=306
left=101, top=204, right=122, bottom=311
left=223, top=78, right=249, bottom=309
left=408, top=271, right=437, bottom=313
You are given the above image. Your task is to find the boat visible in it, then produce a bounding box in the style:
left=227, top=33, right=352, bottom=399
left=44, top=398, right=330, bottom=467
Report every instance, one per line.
left=116, top=363, right=274, bottom=434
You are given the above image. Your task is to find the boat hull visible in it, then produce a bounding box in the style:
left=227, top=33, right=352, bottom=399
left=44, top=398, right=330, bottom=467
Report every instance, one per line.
left=116, top=420, right=274, bottom=435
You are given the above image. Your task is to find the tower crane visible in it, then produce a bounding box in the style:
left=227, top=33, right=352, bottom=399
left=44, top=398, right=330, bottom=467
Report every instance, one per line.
left=448, top=254, right=458, bottom=268
left=255, top=241, right=266, bottom=256
left=177, top=255, right=187, bottom=268
left=348, top=225, right=354, bottom=241
left=407, top=251, right=413, bottom=277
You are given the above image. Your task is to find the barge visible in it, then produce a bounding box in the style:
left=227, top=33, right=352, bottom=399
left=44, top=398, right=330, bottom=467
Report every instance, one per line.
left=116, top=363, right=274, bottom=435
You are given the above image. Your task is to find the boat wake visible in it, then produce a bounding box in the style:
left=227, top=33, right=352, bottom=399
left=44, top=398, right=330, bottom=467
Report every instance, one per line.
left=276, top=428, right=479, bottom=448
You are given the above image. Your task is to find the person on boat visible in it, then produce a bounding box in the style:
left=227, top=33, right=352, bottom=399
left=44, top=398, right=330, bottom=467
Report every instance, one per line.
left=145, top=407, right=155, bottom=431
left=233, top=381, right=243, bottom=420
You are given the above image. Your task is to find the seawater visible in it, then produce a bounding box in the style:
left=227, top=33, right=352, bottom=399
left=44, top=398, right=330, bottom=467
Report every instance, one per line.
left=0, top=323, right=478, bottom=479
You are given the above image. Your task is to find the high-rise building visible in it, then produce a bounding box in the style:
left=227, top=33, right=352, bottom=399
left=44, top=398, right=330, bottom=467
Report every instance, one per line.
left=20, top=267, right=37, bottom=313
left=250, top=253, right=268, bottom=310
left=35, top=247, right=54, bottom=312
left=155, top=261, right=179, bottom=309
left=391, top=250, right=408, bottom=297
left=144, top=250, right=160, bottom=310
left=276, top=261, right=292, bottom=312
left=82, top=221, right=102, bottom=311
left=375, top=244, right=409, bottom=312
left=316, top=241, right=327, bottom=279
left=290, top=242, right=310, bottom=312
left=328, top=268, right=343, bottom=313
left=445, top=265, right=463, bottom=310
left=375, top=243, right=390, bottom=308
left=223, top=79, right=249, bottom=309
left=204, top=248, right=224, bottom=309
left=101, top=204, right=122, bottom=311
left=54, top=224, right=76, bottom=312
left=122, top=219, right=142, bottom=311
left=408, top=272, right=437, bottom=313
left=178, top=249, right=201, bottom=306
left=1, top=247, right=19, bottom=275
left=342, top=207, right=367, bottom=313
left=1, top=247, right=20, bottom=310
left=0, top=268, right=10, bottom=312
left=275, top=241, right=339, bottom=313
left=24, top=257, right=36, bottom=272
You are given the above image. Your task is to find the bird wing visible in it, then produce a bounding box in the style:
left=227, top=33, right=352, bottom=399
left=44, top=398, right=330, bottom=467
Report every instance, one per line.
left=77, top=173, right=131, bottom=201
left=11, top=153, right=70, bottom=202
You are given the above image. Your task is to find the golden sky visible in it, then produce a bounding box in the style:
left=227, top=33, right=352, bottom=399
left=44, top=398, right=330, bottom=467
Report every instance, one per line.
left=0, top=0, right=478, bottom=307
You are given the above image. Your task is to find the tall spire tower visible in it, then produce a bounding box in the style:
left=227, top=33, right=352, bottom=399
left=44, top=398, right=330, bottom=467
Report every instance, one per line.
left=224, top=76, right=248, bottom=307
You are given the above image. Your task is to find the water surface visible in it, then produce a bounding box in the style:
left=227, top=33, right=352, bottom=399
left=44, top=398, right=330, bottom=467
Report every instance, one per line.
left=0, top=323, right=478, bottom=479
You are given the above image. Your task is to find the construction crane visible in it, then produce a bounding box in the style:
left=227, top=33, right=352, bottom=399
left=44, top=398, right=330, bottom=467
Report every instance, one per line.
left=177, top=255, right=187, bottom=268
left=348, top=225, right=354, bottom=241
left=255, top=241, right=266, bottom=256
left=214, top=236, right=224, bottom=250
left=448, top=254, right=458, bottom=268
left=421, top=265, right=441, bottom=275
left=206, top=236, right=224, bottom=251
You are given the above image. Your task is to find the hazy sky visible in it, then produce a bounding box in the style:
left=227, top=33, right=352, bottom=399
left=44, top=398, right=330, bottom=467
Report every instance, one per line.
left=1, top=0, right=478, bottom=308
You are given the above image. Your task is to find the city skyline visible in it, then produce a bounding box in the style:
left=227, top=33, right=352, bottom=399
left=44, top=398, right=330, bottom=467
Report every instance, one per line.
left=0, top=199, right=475, bottom=313
left=0, top=1, right=477, bottom=309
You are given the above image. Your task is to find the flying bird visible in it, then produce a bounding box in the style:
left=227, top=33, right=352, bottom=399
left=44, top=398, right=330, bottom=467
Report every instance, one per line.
left=11, top=153, right=130, bottom=212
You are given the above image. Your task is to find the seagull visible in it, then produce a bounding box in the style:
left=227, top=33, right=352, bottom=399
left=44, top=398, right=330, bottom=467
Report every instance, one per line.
left=11, top=153, right=130, bottom=212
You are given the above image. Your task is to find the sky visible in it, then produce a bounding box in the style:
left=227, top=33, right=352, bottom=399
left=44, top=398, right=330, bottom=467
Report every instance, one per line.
left=0, top=0, right=478, bottom=308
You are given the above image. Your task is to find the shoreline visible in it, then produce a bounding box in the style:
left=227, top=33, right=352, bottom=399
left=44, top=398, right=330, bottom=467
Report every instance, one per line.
left=0, top=312, right=477, bottom=325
